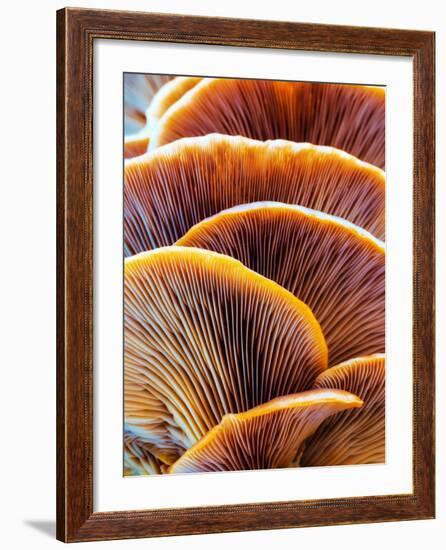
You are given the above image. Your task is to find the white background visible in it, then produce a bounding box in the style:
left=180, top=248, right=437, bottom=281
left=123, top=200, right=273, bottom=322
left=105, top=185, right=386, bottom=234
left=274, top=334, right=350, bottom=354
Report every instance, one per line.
left=0, top=0, right=443, bottom=548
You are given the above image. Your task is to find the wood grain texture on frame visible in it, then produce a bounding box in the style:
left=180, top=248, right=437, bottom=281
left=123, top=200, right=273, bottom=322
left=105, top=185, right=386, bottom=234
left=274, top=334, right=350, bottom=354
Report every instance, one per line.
left=56, top=7, right=435, bottom=542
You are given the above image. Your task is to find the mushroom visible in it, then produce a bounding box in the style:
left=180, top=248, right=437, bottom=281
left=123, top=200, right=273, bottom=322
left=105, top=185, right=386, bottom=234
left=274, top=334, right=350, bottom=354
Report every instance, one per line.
left=124, top=76, right=201, bottom=159
left=124, top=133, right=150, bottom=160
left=124, top=135, right=385, bottom=256
left=125, top=246, right=328, bottom=464
left=168, top=390, right=363, bottom=473
left=149, top=78, right=385, bottom=169
left=177, top=202, right=385, bottom=366
left=124, top=428, right=163, bottom=476
left=300, top=354, right=385, bottom=466
left=124, top=74, right=173, bottom=135
left=145, top=76, right=202, bottom=136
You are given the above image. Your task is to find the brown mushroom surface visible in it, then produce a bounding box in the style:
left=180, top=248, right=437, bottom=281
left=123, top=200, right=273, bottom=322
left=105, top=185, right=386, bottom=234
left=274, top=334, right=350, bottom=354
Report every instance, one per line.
left=124, top=135, right=385, bottom=255
left=169, top=390, right=363, bottom=473
left=124, top=134, right=150, bottom=160
left=125, top=247, right=328, bottom=465
left=124, top=428, right=163, bottom=476
left=145, top=76, right=202, bottom=136
left=124, top=74, right=173, bottom=134
left=149, top=79, right=385, bottom=169
left=301, top=354, right=385, bottom=466
left=124, top=76, right=201, bottom=159
left=178, top=202, right=385, bottom=366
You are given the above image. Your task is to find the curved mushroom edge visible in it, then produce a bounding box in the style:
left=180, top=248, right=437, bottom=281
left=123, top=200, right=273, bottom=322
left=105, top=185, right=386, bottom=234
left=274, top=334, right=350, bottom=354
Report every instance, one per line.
left=124, top=246, right=329, bottom=461
left=125, top=245, right=327, bottom=360
left=124, top=134, right=386, bottom=254
left=131, top=133, right=385, bottom=180
left=177, top=201, right=385, bottom=253
left=168, top=389, right=363, bottom=474
left=145, top=76, right=203, bottom=136
left=300, top=354, right=386, bottom=467
left=148, top=79, right=385, bottom=169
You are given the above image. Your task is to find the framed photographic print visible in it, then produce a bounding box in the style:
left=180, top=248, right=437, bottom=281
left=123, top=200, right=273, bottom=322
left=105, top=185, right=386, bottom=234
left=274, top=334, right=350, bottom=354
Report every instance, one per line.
left=56, top=7, right=435, bottom=542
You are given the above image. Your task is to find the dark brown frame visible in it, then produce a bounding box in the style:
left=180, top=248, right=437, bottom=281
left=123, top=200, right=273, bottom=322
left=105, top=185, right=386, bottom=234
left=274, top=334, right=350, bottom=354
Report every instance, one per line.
left=56, top=7, right=435, bottom=543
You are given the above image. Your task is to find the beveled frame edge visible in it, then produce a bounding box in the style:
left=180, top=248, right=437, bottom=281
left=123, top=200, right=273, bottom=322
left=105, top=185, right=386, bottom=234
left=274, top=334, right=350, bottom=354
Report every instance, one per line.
left=56, top=7, right=435, bottom=543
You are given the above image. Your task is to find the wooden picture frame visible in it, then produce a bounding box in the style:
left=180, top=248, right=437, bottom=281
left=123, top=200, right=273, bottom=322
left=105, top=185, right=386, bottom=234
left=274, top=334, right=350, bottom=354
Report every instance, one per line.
left=56, top=7, right=435, bottom=542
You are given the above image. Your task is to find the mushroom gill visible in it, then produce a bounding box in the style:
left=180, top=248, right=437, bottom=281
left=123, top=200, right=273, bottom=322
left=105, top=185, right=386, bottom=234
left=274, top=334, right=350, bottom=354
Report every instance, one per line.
left=149, top=79, right=385, bottom=169
left=169, top=390, right=363, bottom=473
left=125, top=246, right=328, bottom=465
left=124, top=134, right=150, bottom=160
left=145, top=76, right=202, bottom=136
left=177, top=202, right=385, bottom=367
left=124, top=76, right=201, bottom=159
left=124, top=74, right=173, bottom=135
left=124, top=428, right=163, bottom=476
left=124, top=135, right=385, bottom=256
left=300, top=354, right=385, bottom=466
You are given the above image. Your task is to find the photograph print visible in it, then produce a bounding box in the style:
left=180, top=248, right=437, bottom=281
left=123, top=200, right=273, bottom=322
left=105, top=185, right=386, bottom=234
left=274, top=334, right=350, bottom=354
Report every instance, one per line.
left=123, top=75, right=385, bottom=477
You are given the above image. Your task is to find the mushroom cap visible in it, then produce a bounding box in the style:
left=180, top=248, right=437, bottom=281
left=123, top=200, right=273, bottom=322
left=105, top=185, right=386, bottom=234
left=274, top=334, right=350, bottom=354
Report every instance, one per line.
left=124, top=76, right=201, bottom=159
left=149, top=78, right=385, bottom=169
left=168, top=390, right=363, bottom=473
left=300, top=354, right=385, bottom=466
left=124, top=133, right=150, bottom=160
left=145, top=76, right=202, bottom=136
left=124, top=428, right=163, bottom=476
left=177, top=202, right=385, bottom=366
left=124, top=74, right=173, bottom=135
left=124, top=135, right=385, bottom=256
left=124, top=246, right=328, bottom=464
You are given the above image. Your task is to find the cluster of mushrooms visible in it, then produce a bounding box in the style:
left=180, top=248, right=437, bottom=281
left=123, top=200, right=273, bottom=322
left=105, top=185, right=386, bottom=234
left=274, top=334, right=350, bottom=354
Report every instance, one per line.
left=123, top=75, right=385, bottom=476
